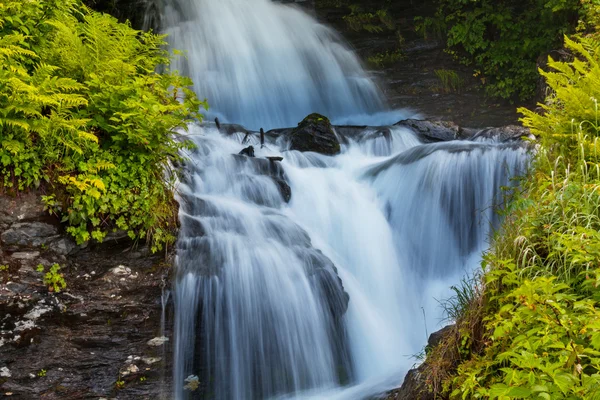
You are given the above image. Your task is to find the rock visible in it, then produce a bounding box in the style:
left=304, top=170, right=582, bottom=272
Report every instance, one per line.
left=184, top=375, right=200, bottom=392
left=147, top=336, right=169, bottom=347
left=395, top=119, right=462, bottom=142
left=10, top=252, right=40, bottom=261
left=471, top=125, right=534, bottom=142
left=274, top=179, right=292, bottom=203
left=231, top=154, right=292, bottom=203
left=267, top=156, right=284, bottom=162
left=142, top=357, right=161, bottom=365
left=388, top=367, right=434, bottom=400
left=239, top=145, right=255, bottom=157
left=51, top=238, right=77, bottom=256
left=427, top=324, right=455, bottom=350
left=387, top=325, right=455, bottom=400
left=111, top=265, right=131, bottom=276
left=289, top=113, right=341, bottom=155
left=1, top=222, right=58, bottom=249
left=0, top=367, right=11, bottom=377
left=0, top=193, right=46, bottom=231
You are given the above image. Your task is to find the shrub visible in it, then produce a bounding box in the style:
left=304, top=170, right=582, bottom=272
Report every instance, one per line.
left=421, top=0, right=579, bottom=100
left=0, top=0, right=206, bottom=251
left=439, top=34, right=600, bottom=400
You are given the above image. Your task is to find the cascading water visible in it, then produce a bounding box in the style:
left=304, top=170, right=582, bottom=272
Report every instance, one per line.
left=159, top=0, right=531, bottom=399
left=160, top=0, right=407, bottom=129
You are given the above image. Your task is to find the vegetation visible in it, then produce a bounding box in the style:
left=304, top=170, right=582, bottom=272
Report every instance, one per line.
left=424, top=19, right=600, bottom=400
left=37, top=263, right=66, bottom=293
left=0, top=0, right=206, bottom=251
left=434, top=69, right=464, bottom=93
left=418, top=0, right=580, bottom=100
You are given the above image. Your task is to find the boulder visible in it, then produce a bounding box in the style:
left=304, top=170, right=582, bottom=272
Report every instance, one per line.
left=1, top=222, right=58, bottom=249
left=289, top=113, right=341, bottom=155
left=395, top=119, right=462, bottom=142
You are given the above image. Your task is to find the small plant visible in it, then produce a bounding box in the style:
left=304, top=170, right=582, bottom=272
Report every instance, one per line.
left=115, top=378, right=125, bottom=389
left=434, top=69, right=464, bottom=93
left=343, top=6, right=395, bottom=33
left=367, top=49, right=404, bottom=67
left=36, top=264, right=67, bottom=293
left=139, top=376, right=147, bottom=382
left=0, top=265, right=8, bottom=272
left=37, top=369, right=47, bottom=377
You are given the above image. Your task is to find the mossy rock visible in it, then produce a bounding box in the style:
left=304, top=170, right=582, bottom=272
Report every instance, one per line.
left=289, top=113, right=341, bottom=155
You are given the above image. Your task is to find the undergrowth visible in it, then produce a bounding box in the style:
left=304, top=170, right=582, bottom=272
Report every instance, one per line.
left=423, top=30, right=600, bottom=400
left=0, top=0, right=207, bottom=251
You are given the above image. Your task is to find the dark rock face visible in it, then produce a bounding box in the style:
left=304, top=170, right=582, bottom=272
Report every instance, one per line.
left=395, top=119, right=463, bottom=142
left=386, top=325, right=455, bottom=400
left=396, top=118, right=534, bottom=143
left=289, top=113, right=341, bottom=155
left=231, top=154, right=292, bottom=203
left=0, top=193, right=172, bottom=399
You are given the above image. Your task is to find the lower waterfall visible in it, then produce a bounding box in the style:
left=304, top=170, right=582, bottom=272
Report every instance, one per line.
left=173, top=125, right=528, bottom=399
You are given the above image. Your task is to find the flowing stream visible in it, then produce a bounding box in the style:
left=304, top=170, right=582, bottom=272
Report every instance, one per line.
left=160, top=0, right=530, bottom=399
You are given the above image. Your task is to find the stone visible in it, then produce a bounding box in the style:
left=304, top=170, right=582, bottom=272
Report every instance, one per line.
left=0, top=367, right=11, bottom=377
left=266, top=156, right=284, bottom=162
left=111, top=265, right=131, bottom=276
left=427, top=324, right=455, bottom=349
left=289, top=113, right=341, bottom=155
left=471, top=125, right=534, bottom=142
left=395, top=119, right=461, bottom=142
left=239, top=145, right=255, bottom=157
left=10, top=251, right=40, bottom=261
left=142, top=357, right=161, bottom=365
left=147, top=336, right=169, bottom=346
left=51, top=238, right=77, bottom=256
left=0, top=193, right=46, bottom=230
left=1, top=222, right=58, bottom=249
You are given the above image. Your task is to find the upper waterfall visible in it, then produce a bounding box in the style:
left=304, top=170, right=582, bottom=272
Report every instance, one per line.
left=161, top=0, right=391, bottom=129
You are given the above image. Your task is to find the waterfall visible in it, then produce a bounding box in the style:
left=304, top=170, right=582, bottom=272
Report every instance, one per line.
left=158, top=0, right=531, bottom=399
left=160, top=0, right=407, bottom=129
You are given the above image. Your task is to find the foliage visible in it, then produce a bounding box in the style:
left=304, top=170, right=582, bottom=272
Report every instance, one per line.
left=0, top=0, right=206, bottom=251
left=37, top=263, right=67, bottom=293
left=367, top=49, right=404, bottom=67
left=421, top=0, right=579, bottom=100
left=434, top=69, right=464, bottom=93
left=430, top=34, right=600, bottom=399
left=343, top=6, right=395, bottom=33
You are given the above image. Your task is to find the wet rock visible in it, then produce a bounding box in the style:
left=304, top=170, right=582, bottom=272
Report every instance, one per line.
left=395, top=119, right=462, bottom=142
left=387, top=325, right=455, bottom=400
left=0, top=212, right=173, bottom=399
left=289, top=113, right=341, bottom=155
left=232, top=154, right=292, bottom=203
left=428, top=324, right=455, bottom=350
left=1, top=222, right=58, bottom=249
left=471, top=125, right=534, bottom=142
left=239, top=145, right=256, bottom=157
left=0, top=193, right=46, bottom=231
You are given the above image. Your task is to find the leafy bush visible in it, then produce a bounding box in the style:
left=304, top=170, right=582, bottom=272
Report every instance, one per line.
left=432, top=34, right=600, bottom=399
left=0, top=0, right=206, bottom=250
left=422, top=0, right=579, bottom=100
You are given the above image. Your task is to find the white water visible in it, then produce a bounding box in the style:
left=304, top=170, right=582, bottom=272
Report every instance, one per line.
left=160, top=0, right=410, bottom=129
left=161, top=0, right=530, bottom=399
